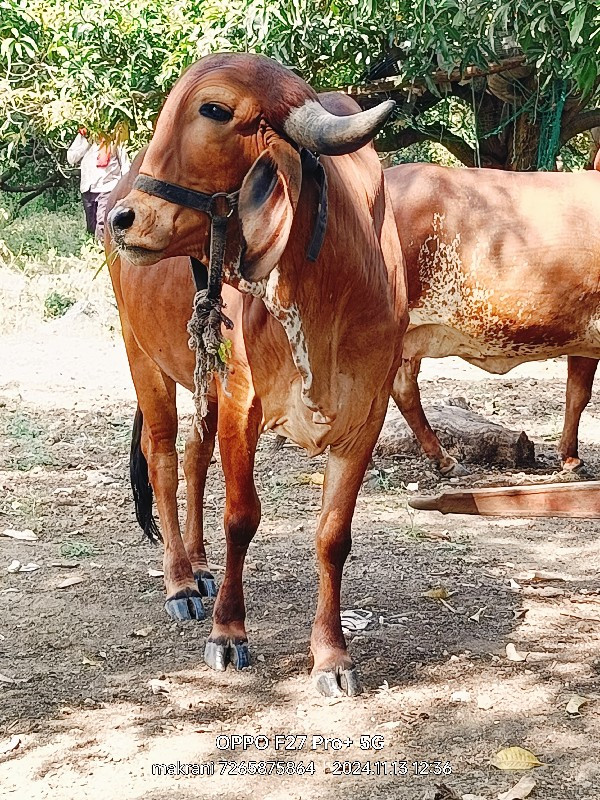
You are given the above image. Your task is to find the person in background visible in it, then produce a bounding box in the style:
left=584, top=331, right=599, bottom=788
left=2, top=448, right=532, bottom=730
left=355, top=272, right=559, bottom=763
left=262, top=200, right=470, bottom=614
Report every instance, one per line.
left=67, top=127, right=130, bottom=241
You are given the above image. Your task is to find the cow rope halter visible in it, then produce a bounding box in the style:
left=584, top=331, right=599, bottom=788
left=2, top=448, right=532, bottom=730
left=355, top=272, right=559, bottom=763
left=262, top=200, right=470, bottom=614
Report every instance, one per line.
left=132, top=149, right=328, bottom=434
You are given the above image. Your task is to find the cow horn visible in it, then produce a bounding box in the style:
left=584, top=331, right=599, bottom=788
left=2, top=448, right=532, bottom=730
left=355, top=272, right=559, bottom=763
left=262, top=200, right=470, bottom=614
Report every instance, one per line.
left=283, top=99, right=395, bottom=156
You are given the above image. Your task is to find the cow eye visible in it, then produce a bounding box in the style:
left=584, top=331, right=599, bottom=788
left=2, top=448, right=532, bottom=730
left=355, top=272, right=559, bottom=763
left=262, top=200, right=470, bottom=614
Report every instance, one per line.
left=199, top=103, right=233, bottom=123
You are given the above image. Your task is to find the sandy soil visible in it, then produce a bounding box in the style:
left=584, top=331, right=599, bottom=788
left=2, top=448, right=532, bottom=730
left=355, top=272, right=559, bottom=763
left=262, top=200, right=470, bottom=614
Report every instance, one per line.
left=1, top=310, right=599, bottom=800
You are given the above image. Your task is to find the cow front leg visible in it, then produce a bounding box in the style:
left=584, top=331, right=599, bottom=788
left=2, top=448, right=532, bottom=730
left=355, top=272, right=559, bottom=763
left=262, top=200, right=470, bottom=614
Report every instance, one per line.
left=559, top=356, right=598, bottom=472
left=125, top=329, right=203, bottom=622
left=204, top=401, right=261, bottom=671
left=183, top=405, right=219, bottom=598
left=391, top=358, right=468, bottom=477
left=311, top=413, right=387, bottom=697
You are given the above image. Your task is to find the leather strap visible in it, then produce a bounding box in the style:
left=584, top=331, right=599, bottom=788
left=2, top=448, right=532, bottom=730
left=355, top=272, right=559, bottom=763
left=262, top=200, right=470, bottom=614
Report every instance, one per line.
left=300, top=149, right=328, bottom=263
left=133, top=174, right=238, bottom=219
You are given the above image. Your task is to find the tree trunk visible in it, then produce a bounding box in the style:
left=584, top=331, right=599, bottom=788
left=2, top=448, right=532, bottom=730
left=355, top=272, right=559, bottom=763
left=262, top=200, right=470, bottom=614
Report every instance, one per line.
left=505, top=111, right=541, bottom=171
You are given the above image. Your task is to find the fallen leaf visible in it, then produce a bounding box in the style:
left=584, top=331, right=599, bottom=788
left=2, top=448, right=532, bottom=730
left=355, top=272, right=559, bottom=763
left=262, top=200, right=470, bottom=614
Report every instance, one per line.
left=149, top=678, right=170, bottom=695
left=148, top=568, right=164, bottom=577
left=377, top=719, right=404, bottom=730
left=406, top=482, right=419, bottom=491
left=7, top=560, right=21, bottom=573
left=0, top=673, right=30, bottom=684
left=451, top=690, right=471, bottom=703
left=82, top=654, right=103, bottom=667
left=50, top=561, right=80, bottom=569
left=297, top=471, right=324, bottom=486
left=1, top=528, right=37, bottom=541
left=423, top=587, right=450, bottom=600
left=508, top=579, right=522, bottom=590
left=427, top=785, right=461, bottom=800
left=421, top=529, right=451, bottom=541
left=0, top=735, right=21, bottom=754
left=469, top=606, right=487, bottom=622
left=340, top=609, right=373, bottom=634
left=517, top=570, right=569, bottom=583
left=133, top=626, right=153, bottom=638
left=490, top=746, right=542, bottom=771
left=565, top=694, right=588, bottom=715
left=463, top=795, right=486, bottom=800
left=498, top=774, right=537, bottom=799
left=56, top=576, right=84, bottom=589
left=506, top=643, right=527, bottom=662
left=19, top=563, right=40, bottom=573
left=513, top=609, right=528, bottom=620
left=478, top=694, right=494, bottom=710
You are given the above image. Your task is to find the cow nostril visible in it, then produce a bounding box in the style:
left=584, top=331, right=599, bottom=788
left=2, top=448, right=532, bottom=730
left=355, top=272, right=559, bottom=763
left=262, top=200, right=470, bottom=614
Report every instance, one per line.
left=111, top=207, right=135, bottom=231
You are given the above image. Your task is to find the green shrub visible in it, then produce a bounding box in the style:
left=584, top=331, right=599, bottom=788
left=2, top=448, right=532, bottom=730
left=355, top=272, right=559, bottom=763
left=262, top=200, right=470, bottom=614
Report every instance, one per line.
left=44, top=290, right=76, bottom=318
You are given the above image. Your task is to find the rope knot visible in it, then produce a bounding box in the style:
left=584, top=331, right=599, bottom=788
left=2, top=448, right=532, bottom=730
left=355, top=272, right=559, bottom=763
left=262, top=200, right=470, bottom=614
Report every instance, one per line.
left=187, top=289, right=233, bottom=432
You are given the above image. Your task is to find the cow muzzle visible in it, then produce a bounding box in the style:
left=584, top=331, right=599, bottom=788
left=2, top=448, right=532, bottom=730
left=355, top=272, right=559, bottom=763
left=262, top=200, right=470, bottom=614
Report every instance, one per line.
left=107, top=199, right=171, bottom=265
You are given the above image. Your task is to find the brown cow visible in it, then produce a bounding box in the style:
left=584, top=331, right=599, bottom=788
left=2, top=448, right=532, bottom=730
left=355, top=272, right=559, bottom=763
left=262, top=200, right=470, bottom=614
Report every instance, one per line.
left=105, top=54, right=407, bottom=696
left=386, top=162, right=600, bottom=475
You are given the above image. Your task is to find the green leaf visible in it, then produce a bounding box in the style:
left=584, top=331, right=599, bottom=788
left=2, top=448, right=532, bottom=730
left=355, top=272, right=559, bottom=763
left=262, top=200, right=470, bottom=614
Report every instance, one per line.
left=569, top=6, right=588, bottom=46
left=217, top=339, right=232, bottom=364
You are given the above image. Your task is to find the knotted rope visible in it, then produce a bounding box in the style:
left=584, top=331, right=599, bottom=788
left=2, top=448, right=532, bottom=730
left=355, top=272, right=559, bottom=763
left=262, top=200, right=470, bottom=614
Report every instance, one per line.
left=187, top=291, right=233, bottom=426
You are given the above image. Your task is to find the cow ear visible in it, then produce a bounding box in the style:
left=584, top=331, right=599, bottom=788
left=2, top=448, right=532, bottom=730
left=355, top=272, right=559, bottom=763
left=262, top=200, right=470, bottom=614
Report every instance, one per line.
left=238, top=142, right=302, bottom=281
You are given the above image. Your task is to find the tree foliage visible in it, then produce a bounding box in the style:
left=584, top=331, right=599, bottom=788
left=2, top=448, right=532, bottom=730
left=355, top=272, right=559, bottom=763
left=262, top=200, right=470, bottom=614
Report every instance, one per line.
left=1, top=0, right=600, bottom=199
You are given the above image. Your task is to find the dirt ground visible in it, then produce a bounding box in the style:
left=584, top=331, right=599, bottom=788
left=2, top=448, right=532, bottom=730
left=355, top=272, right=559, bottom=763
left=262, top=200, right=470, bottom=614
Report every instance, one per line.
left=1, top=305, right=599, bottom=800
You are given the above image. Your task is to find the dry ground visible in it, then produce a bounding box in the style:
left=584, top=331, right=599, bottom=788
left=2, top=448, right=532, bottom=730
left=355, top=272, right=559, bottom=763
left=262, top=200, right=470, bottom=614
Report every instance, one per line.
left=1, top=301, right=599, bottom=800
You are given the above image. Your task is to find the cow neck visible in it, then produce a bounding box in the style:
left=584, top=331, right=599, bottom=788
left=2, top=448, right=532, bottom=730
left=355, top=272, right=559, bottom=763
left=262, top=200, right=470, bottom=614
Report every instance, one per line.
left=233, top=159, right=397, bottom=422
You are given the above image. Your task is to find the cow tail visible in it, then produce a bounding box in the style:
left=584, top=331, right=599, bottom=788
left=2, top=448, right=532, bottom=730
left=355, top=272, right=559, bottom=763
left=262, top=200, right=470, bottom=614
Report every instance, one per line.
left=130, top=405, right=161, bottom=543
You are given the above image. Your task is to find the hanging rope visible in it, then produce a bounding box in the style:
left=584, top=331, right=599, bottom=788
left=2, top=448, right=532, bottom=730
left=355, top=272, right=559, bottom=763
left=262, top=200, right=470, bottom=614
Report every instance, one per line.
left=536, top=79, right=568, bottom=171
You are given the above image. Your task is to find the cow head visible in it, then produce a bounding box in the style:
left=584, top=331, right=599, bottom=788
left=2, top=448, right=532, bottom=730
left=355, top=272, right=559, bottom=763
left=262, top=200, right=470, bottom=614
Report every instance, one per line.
left=108, top=53, right=393, bottom=281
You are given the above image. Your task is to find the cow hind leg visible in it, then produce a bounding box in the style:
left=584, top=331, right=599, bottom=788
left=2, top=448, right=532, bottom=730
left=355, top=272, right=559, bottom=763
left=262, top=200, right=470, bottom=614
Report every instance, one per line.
left=183, top=405, right=219, bottom=598
left=392, top=359, right=468, bottom=477
left=125, top=331, right=204, bottom=622
left=204, top=402, right=261, bottom=672
left=559, top=356, right=598, bottom=473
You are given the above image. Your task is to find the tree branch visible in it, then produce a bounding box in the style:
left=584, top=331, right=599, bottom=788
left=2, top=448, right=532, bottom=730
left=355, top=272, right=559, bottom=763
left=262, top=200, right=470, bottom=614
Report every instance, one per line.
left=0, top=173, right=64, bottom=195
left=338, top=55, right=527, bottom=100
left=375, top=124, right=478, bottom=167
left=18, top=187, right=51, bottom=208
left=560, top=109, right=600, bottom=145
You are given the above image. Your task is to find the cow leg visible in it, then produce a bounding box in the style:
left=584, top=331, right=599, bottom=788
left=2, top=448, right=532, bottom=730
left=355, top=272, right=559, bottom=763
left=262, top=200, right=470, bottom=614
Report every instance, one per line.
left=392, top=358, right=468, bottom=477
left=204, top=402, right=261, bottom=671
left=310, top=411, right=389, bottom=698
left=183, top=406, right=219, bottom=598
left=559, top=356, right=598, bottom=472
left=125, top=326, right=204, bottom=622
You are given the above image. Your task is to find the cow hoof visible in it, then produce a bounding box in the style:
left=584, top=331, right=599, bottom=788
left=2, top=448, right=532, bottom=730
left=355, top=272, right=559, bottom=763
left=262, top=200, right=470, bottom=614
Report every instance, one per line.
left=204, top=637, right=250, bottom=671
left=164, top=588, right=206, bottom=621
left=194, top=570, right=218, bottom=598
left=560, top=460, right=590, bottom=478
left=313, top=668, right=362, bottom=697
left=440, top=460, right=469, bottom=478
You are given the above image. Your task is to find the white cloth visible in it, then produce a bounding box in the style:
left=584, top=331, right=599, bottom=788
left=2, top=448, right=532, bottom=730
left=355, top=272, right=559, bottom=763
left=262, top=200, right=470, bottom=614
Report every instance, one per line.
left=67, top=134, right=130, bottom=193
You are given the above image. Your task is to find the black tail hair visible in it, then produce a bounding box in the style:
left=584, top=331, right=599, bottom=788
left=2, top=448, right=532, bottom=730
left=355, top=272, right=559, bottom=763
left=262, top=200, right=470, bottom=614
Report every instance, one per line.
left=130, top=405, right=161, bottom=543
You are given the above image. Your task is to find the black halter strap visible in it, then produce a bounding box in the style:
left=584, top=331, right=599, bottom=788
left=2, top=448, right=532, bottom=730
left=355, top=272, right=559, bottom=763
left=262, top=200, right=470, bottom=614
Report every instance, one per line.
left=132, top=147, right=328, bottom=292
left=133, top=174, right=238, bottom=299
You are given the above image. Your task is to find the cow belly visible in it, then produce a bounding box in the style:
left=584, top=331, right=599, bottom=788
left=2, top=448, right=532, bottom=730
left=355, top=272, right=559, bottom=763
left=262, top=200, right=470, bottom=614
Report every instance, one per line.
left=403, top=320, right=600, bottom=375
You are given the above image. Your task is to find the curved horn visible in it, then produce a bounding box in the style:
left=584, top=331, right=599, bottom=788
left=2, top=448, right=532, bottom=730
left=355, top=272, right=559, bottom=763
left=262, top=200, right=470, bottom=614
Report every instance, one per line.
left=283, top=99, right=395, bottom=156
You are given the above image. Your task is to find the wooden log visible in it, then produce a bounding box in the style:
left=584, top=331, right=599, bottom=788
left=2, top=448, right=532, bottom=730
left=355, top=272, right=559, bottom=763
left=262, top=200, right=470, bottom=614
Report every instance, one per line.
left=409, top=481, right=600, bottom=519
left=376, top=403, right=536, bottom=468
